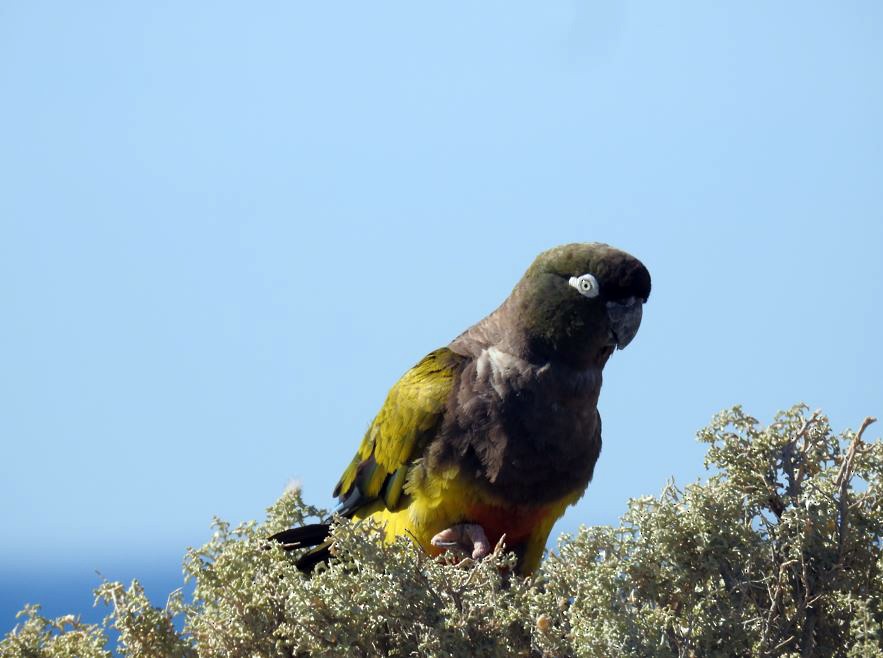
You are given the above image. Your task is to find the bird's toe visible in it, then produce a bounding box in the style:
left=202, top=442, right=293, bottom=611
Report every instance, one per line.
left=431, top=523, right=491, bottom=560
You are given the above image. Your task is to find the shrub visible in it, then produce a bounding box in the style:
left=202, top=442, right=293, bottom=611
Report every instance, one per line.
left=2, top=404, right=880, bottom=657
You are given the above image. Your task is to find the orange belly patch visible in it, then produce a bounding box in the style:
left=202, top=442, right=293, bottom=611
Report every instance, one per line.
left=465, top=502, right=551, bottom=547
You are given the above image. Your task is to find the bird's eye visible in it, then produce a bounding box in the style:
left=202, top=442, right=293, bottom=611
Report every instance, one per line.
left=568, top=273, right=600, bottom=298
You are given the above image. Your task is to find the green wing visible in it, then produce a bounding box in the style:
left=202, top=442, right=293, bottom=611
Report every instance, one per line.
left=333, top=347, right=462, bottom=512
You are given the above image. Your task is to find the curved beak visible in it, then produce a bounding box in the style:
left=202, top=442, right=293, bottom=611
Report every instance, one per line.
left=606, top=297, right=644, bottom=350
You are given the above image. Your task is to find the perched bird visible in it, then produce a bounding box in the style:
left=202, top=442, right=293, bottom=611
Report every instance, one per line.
left=273, top=243, right=650, bottom=574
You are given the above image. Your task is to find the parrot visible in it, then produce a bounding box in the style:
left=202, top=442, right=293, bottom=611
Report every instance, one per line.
left=271, top=242, right=651, bottom=574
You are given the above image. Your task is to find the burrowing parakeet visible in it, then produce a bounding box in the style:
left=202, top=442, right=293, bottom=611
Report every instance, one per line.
left=273, top=243, right=651, bottom=574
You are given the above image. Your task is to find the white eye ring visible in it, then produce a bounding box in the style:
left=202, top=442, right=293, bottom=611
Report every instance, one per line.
left=568, top=273, right=600, bottom=298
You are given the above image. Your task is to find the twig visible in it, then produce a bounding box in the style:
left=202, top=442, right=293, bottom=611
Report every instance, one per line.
left=835, top=417, right=876, bottom=488
left=761, top=559, right=798, bottom=651
left=791, top=411, right=823, bottom=498
left=836, top=417, right=877, bottom=556
left=767, top=634, right=796, bottom=655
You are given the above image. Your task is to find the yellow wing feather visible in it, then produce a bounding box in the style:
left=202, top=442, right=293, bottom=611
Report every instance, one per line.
left=334, top=348, right=460, bottom=505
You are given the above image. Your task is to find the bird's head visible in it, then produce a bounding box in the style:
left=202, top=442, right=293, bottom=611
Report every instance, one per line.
left=508, top=243, right=651, bottom=367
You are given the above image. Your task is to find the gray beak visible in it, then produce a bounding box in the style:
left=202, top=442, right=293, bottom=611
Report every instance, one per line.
left=606, top=297, right=644, bottom=349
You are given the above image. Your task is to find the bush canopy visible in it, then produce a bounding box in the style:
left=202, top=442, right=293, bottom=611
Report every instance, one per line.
left=2, top=404, right=881, bottom=657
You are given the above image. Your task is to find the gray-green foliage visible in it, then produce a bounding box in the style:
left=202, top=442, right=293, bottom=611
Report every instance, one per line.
left=2, top=405, right=881, bottom=657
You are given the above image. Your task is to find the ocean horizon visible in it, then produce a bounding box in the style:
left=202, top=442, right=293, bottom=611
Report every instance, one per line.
left=1, top=557, right=188, bottom=640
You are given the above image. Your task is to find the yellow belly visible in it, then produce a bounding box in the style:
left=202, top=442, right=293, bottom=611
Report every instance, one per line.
left=353, top=470, right=581, bottom=574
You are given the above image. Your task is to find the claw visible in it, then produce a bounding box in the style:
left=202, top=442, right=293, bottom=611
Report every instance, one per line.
left=430, top=523, right=491, bottom=560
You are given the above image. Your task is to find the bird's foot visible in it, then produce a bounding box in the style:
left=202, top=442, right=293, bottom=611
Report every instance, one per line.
left=430, top=523, right=491, bottom=560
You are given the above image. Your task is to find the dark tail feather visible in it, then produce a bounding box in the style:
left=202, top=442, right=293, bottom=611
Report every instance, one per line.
left=269, top=523, right=332, bottom=572
left=270, top=523, right=331, bottom=549
left=293, top=543, right=333, bottom=572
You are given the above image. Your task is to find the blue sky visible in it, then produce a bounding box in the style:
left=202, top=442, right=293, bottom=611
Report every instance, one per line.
left=2, top=1, right=882, bottom=628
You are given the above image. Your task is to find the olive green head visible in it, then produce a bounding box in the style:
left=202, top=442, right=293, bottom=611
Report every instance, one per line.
left=511, top=243, right=651, bottom=366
